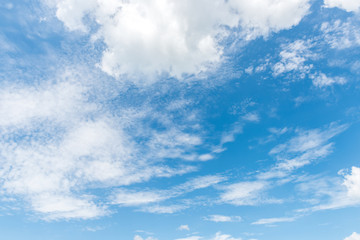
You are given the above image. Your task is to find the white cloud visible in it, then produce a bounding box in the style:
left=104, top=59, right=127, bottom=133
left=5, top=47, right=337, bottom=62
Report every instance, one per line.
left=47, top=0, right=310, bottom=79
left=272, top=40, right=314, bottom=77
left=178, top=225, right=190, bottom=231
left=344, top=232, right=360, bottom=240
left=204, top=215, right=242, bottom=222
left=0, top=71, right=212, bottom=219
left=176, top=232, right=241, bottom=240
left=321, top=20, right=360, bottom=49
left=212, top=232, right=242, bottom=240
left=134, top=235, right=158, bottom=240
left=311, top=72, right=347, bottom=88
left=219, top=181, right=269, bottom=206
left=110, top=189, right=166, bottom=206
left=110, top=175, right=225, bottom=209
left=176, top=237, right=202, bottom=240
left=343, top=167, right=360, bottom=199
left=324, top=0, right=360, bottom=12
left=298, top=166, right=360, bottom=212
left=252, top=217, right=296, bottom=225
left=228, top=0, right=310, bottom=39
left=242, top=112, right=260, bottom=122
left=259, top=123, right=348, bottom=180
left=140, top=204, right=188, bottom=214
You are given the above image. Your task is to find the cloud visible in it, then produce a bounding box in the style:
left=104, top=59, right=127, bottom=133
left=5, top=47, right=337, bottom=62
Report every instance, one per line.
left=110, top=175, right=226, bottom=208
left=46, top=0, right=311, bottom=78
left=204, top=215, right=242, bottom=223
left=251, top=217, right=296, bottom=225
left=242, top=112, right=260, bottom=122
left=310, top=72, right=347, bottom=88
left=318, top=166, right=360, bottom=210
left=140, top=204, right=189, bottom=214
left=0, top=71, right=214, bottom=219
left=178, top=225, right=190, bottom=231
left=176, top=232, right=241, bottom=240
left=321, top=19, right=360, bottom=49
left=219, top=181, right=271, bottom=206
left=324, top=0, right=360, bottom=12
left=298, top=166, right=360, bottom=212
left=344, top=232, right=360, bottom=240
left=176, top=236, right=203, bottom=240
left=110, top=190, right=166, bottom=207
left=343, top=167, right=360, bottom=199
left=272, top=40, right=314, bottom=77
left=259, top=123, right=348, bottom=180
left=212, top=232, right=242, bottom=240
left=134, top=235, right=158, bottom=240
left=228, top=0, right=310, bottom=39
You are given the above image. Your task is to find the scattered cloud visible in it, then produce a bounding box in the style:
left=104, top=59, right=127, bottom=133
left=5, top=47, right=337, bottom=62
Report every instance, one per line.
left=176, top=236, right=203, bottom=240
left=46, top=0, right=310, bottom=79
left=242, top=112, right=260, bottom=122
left=204, top=215, right=242, bottom=223
left=212, top=232, right=242, bottom=240
left=258, top=123, right=348, bottom=180
left=134, top=235, right=158, bottom=240
left=324, top=0, right=360, bottom=12
left=310, top=72, right=347, bottom=88
left=321, top=19, right=360, bottom=49
left=252, top=217, right=296, bottom=225
left=344, top=232, right=360, bottom=240
left=178, top=225, right=190, bottom=231
left=311, top=166, right=360, bottom=211
left=0, top=71, right=216, bottom=219
left=219, top=181, right=273, bottom=206
left=176, top=232, right=241, bottom=240
left=272, top=40, right=315, bottom=77
left=110, top=175, right=225, bottom=209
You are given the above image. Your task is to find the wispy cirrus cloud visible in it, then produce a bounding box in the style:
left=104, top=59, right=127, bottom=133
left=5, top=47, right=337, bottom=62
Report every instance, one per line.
left=204, top=215, right=242, bottom=223
left=305, top=166, right=360, bottom=211
left=176, top=232, right=242, bottom=240
left=258, top=123, right=348, bottom=180
left=110, top=175, right=226, bottom=207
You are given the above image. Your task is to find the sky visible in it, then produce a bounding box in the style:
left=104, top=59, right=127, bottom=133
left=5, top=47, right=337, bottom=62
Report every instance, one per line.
left=0, top=0, right=360, bottom=239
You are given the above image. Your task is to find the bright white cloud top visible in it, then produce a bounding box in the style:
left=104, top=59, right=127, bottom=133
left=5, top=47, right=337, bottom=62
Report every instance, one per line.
left=0, top=0, right=360, bottom=240
left=45, top=0, right=311, bottom=78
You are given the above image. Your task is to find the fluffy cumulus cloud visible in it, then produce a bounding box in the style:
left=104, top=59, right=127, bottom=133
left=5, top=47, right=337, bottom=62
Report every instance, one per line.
left=212, top=232, right=242, bottom=240
left=343, top=167, right=360, bottom=201
left=46, top=0, right=310, bottom=78
left=324, top=0, right=360, bottom=12
left=345, top=232, right=360, bottom=240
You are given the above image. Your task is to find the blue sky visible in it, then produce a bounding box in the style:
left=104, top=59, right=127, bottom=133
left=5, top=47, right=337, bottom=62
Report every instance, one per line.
left=1, top=0, right=360, bottom=240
